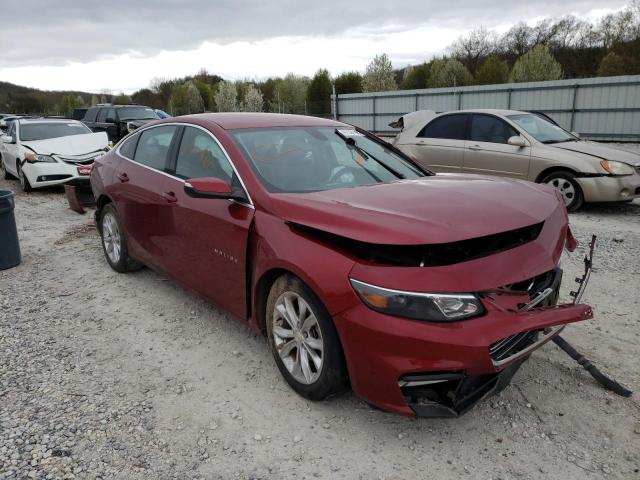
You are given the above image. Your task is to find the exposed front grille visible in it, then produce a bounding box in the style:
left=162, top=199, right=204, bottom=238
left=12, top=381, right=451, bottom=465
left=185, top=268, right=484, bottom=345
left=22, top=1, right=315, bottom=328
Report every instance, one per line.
left=490, top=330, right=540, bottom=362
left=503, top=267, right=562, bottom=303
left=59, top=156, right=98, bottom=166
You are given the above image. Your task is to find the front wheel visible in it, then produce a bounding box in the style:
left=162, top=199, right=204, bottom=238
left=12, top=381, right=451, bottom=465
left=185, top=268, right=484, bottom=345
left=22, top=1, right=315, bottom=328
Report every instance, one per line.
left=99, top=203, right=142, bottom=273
left=1, top=156, right=14, bottom=180
left=542, top=171, right=584, bottom=212
left=17, top=163, right=32, bottom=192
left=266, top=274, right=348, bottom=400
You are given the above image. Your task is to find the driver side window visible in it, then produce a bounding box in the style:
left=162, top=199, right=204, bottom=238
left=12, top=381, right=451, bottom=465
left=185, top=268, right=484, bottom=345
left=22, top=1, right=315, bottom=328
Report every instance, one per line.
left=174, top=127, right=234, bottom=182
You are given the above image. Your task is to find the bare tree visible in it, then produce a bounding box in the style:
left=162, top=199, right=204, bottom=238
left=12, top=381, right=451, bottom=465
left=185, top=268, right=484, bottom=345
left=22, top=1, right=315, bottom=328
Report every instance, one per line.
left=449, top=27, right=497, bottom=74
left=214, top=81, right=237, bottom=112
left=241, top=85, right=264, bottom=112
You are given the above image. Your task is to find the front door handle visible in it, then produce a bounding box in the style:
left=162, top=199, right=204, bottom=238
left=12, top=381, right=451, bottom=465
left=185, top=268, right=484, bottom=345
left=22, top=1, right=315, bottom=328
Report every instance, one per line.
left=117, top=173, right=129, bottom=182
left=162, top=191, right=177, bottom=203
left=468, top=144, right=482, bottom=151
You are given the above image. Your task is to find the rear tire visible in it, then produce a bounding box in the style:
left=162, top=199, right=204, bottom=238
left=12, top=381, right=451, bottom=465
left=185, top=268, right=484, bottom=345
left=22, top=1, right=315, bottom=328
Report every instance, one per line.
left=17, top=163, right=32, bottom=192
left=541, top=171, right=584, bottom=212
left=266, top=274, right=348, bottom=400
left=99, top=203, right=142, bottom=273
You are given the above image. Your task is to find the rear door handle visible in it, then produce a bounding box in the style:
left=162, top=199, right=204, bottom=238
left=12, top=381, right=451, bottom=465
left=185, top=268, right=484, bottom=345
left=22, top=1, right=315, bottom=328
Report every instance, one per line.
left=468, top=144, right=482, bottom=151
left=117, top=173, right=129, bottom=182
left=162, top=191, right=177, bottom=203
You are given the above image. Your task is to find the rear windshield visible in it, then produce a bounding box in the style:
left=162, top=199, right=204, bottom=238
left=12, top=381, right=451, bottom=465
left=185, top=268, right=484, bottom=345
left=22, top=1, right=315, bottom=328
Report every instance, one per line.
left=231, top=126, right=425, bottom=193
left=20, top=122, right=91, bottom=141
left=117, top=107, right=159, bottom=121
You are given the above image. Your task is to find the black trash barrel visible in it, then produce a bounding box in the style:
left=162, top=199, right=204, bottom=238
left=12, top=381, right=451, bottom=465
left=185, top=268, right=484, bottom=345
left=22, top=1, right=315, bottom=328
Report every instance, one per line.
left=0, top=190, right=21, bottom=270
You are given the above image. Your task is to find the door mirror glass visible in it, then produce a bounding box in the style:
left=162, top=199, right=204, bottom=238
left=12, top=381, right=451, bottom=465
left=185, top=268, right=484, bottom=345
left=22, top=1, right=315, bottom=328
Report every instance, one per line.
left=2, top=135, right=14, bottom=144
left=184, top=177, right=235, bottom=199
left=507, top=135, right=527, bottom=147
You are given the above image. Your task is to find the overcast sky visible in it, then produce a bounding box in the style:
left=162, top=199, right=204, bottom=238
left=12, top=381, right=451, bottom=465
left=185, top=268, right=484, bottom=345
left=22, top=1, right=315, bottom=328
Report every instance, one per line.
left=0, top=0, right=626, bottom=93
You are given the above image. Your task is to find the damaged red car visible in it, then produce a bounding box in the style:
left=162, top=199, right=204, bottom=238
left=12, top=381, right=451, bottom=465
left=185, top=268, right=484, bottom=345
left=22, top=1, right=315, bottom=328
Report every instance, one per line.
left=90, top=113, right=593, bottom=417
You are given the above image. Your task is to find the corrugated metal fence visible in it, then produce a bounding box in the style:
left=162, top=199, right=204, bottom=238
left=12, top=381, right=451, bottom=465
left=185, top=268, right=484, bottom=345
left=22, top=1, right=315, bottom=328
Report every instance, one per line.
left=332, top=75, right=640, bottom=141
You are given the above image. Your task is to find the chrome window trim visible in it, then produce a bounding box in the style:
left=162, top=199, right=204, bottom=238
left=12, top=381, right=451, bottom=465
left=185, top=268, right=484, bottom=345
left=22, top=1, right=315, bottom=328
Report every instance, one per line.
left=115, top=122, right=254, bottom=209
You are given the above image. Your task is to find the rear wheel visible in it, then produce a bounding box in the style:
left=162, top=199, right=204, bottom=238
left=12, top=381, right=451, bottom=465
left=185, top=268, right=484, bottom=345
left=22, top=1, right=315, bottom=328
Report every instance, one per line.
left=266, top=274, right=348, bottom=400
left=99, top=203, right=142, bottom=273
left=542, top=171, right=584, bottom=212
left=17, top=163, right=32, bottom=192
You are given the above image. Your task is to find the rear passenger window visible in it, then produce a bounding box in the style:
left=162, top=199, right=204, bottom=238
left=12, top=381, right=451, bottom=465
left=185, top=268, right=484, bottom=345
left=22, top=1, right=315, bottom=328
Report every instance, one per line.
left=418, top=114, right=468, bottom=140
left=175, top=127, right=234, bottom=182
left=84, top=107, right=98, bottom=122
left=133, top=126, right=176, bottom=170
left=470, top=115, right=518, bottom=144
left=119, top=133, right=139, bottom=159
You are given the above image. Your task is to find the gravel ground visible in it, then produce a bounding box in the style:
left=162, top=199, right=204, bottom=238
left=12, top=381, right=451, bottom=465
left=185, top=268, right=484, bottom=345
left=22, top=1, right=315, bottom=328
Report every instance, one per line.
left=1, top=163, right=639, bottom=479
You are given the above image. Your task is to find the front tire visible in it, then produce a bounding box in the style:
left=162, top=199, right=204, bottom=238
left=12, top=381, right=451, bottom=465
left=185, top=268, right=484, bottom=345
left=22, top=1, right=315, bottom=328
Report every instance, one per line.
left=99, top=203, right=142, bottom=273
left=542, top=171, right=584, bottom=212
left=17, top=163, right=32, bottom=192
left=266, top=274, right=348, bottom=400
left=1, top=156, right=14, bottom=180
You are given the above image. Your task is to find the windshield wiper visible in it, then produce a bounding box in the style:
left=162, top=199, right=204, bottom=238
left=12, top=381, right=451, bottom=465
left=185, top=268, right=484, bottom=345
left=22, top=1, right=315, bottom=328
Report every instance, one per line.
left=334, top=129, right=405, bottom=179
left=543, top=139, right=576, bottom=144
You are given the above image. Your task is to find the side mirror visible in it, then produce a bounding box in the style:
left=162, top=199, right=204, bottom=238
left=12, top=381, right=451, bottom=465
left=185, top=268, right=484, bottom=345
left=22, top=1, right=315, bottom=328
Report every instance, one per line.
left=507, top=135, right=527, bottom=147
left=571, top=131, right=580, bottom=138
left=2, top=135, right=14, bottom=144
left=184, top=177, right=246, bottom=202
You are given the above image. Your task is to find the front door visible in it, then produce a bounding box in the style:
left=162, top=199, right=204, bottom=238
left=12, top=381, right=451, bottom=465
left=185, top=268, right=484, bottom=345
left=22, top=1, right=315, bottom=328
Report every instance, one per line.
left=463, top=114, right=531, bottom=178
left=162, top=125, right=254, bottom=319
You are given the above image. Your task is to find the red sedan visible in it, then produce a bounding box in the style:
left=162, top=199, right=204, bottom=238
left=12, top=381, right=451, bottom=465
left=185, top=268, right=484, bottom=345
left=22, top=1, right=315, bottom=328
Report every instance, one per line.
left=90, top=113, right=593, bottom=417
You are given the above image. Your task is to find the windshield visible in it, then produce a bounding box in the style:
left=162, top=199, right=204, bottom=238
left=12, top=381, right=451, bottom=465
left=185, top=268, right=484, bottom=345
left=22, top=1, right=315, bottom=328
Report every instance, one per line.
left=118, top=107, right=159, bottom=121
left=19, top=122, right=91, bottom=141
left=231, top=127, right=425, bottom=193
left=507, top=114, right=577, bottom=144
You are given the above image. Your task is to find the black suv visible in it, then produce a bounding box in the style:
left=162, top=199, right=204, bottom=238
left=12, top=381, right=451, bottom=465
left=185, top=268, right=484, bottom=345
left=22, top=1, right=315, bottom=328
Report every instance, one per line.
left=82, top=104, right=159, bottom=142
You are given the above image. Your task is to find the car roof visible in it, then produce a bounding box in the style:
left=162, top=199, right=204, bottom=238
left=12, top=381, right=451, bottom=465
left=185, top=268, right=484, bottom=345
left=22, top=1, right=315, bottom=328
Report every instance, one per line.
left=447, top=109, right=530, bottom=116
left=172, top=112, right=347, bottom=130
left=18, top=118, right=83, bottom=124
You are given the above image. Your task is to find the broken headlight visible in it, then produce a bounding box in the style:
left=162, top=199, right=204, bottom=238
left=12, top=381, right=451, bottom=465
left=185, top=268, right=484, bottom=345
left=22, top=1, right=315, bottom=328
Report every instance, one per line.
left=350, top=279, right=484, bottom=322
left=25, top=153, right=56, bottom=163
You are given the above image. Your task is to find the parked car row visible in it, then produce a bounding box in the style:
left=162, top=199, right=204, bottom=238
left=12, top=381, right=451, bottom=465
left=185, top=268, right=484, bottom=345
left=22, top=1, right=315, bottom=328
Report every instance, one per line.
left=391, top=109, right=640, bottom=211
left=89, top=112, right=595, bottom=417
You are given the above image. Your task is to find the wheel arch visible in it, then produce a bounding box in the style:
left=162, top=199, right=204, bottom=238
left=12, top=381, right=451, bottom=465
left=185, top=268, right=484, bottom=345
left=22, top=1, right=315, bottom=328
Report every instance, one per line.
left=534, top=166, right=578, bottom=184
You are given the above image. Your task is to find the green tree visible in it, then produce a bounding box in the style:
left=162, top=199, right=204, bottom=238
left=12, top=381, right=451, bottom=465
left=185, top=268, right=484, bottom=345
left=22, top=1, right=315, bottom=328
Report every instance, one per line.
left=90, top=95, right=99, bottom=106
left=334, top=72, right=362, bottom=94
left=306, top=68, right=332, bottom=116
left=185, top=81, right=205, bottom=113
left=59, top=95, right=80, bottom=117
left=401, top=62, right=431, bottom=89
left=214, top=81, right=237, bottom=112
left=271, top=74, right=309, bottom=113
left=429, top=59, right=474, bottom=87
left=510, top=45, right=563, bottom=82
left=475, top=55, right=510, bottom=85
left=241, top=85, right=264, bottom=112
left=167, top=83, right=189, bottom=115
left=112, top=93, right=131, bottom=105
left=362, top=54, right=397, bottom=92
left=597, top=51, right=632, bottom=76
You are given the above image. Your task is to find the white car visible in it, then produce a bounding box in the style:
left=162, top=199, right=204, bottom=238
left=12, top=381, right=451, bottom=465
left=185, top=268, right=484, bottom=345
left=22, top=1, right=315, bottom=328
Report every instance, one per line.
left=0, top=118, right=109, bottom=192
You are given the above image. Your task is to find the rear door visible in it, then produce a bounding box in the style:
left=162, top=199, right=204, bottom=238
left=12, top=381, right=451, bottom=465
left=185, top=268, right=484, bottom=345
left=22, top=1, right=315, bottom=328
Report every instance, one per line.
left=410, top=114, right=469, bottom=173
left=463, top=114, right=531, bottom=178
left=111, top=124, right=180, bottom=269
left=161, top=125, right=255, bottom=319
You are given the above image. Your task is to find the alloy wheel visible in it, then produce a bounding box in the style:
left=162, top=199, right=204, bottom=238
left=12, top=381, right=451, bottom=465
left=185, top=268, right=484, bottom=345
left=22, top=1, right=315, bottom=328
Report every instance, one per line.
left=546, top=177, right=575, bottom=207
left=102, top=212, right=122, bottom=264
left=272, top=292, right=324, bottom=385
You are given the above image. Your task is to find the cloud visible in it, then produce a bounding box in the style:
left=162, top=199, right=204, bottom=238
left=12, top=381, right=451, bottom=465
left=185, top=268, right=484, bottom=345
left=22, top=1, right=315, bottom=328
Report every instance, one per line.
left=0, top=0, right=624, bottom=67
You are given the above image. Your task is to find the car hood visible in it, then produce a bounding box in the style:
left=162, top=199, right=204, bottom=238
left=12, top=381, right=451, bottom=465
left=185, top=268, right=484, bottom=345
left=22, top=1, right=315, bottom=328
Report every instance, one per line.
left=21, top=132, right=108, bottom=156
left=271, top=175, right=562, bottom=245
left=552, top=141, right=640, bottom=165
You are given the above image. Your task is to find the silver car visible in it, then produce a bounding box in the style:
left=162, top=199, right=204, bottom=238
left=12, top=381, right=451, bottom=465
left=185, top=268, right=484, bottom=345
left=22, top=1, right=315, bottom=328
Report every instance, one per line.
left=392, top=109, right=640, bottom=211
